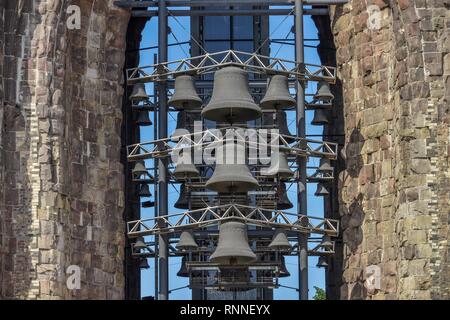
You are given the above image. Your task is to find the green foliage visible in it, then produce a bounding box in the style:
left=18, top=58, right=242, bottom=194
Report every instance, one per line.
left=313, top=286, right=326, bottom=300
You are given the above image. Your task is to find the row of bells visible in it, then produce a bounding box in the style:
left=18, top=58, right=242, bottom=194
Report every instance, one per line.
left=130, top=66, right=334, bottom=125
left=132, top=153, right=333, bottom=197
left=136, top=222, right=329, bottom=273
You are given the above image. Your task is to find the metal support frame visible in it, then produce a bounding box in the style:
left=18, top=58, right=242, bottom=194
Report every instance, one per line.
left=157, top=0, right=169, bottom=301
left=126, top=50, right=336, bottom=84
left=295, top=0, right=309, bottom=301
left=127, top=204, right=339, bottom=237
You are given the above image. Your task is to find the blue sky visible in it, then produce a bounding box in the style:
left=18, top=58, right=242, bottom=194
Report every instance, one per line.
left=136, top=6, right=327, bottom=300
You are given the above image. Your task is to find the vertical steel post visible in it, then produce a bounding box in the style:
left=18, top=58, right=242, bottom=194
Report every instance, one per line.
left=158, top=0, right=169, bottom=301
left=294, top=0, right=309, bottom=301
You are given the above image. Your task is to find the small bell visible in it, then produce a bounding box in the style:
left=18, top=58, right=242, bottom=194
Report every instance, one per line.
left=174, top=184, right=189, bottom=209
left=132, top=161, right=148, bottom=181
left=314, top=183, right=329, bottom=196
left=136, top=110, right=152, bottom=126
left=314, top=81, right=334, bottom=102
left=173, top=150, right=200, bottom=179
left=138, top=184, right=152, bottom=197
left=170, top=111, right=190, bottom=142
left=268, top=229, right=292, bottom=251
left=276, top=183, right=294, bottom=210
left=318, top=158, right=333, bottom=172
left=260, top=75, right=296, bottom=110
left=311, top=109, right=328, bottom=126
left=134, top=237, right=147, bottom=250
left=316, top=256, right=328, bottom=268
left=177, top=231, right=198, bottom=251
left=320, top=236, right=333, bottom=249
left=177, top=256, right=189, bottom=277
left=260, top=150, right=294, bottom=179
left=129, top=83, right=149, bottom=101
left=139, top=258, right=150, bottom=269
left=168, top=75, right=202, bottom=110
left=278, top=256, right=291, bottom=278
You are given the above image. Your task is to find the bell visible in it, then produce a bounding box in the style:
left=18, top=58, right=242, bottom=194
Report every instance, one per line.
left=311, top=109, right=328, bottom=126
left=139, top=258, right=150, bottom=269
left=277, top=111, right=295, bottom=138
left=177, top=257, right=189, bottom=277
left=276, top=183, right=294, bottom=210
left=173, top=150, right=199, bottom=179
left=318, top=158, right=333, bottom=172
left=314, top=81, right=334, bottom=101
left=261, top=150, right=294, bottom=179
left=132, top=161, right=147, bottom=176
left=206, top=140, right=259, bottom=193
left=134, top=237, right=147, bottom=250
left=138, top=184, right=152, bottom=197
left=202, top=66, right=262, bottom=123
left=129, top=83, right=149, bottom=101
left=177, top=231, right=198, bottom=251
left=269, top=229, right=292, bottom=251
left=168, top=75, right=202, bottom=110
left=210, top=221, right=257, bottom=265
left=136, top=110, right=152, bottom=126
left=320, top=236, right=333, bottom=249
left=314, top=183, right=329, bottom=196
left=278, top=256, right=291, bottom=278
left=142, top=201, right=155, bottom=208
left=316, top=256, right=328, bottom=268
left=174, top=184, right=189, bottom=209
left=260, top=75, right=296, bottom=110
left=171, top=111, right=190, bottom=142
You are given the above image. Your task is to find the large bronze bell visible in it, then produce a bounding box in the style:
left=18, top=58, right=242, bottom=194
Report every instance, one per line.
left=268, top=229, right=292, bottom=251
left=206, top=140, right=259, bottom=193
left=260, top=75, right=296, bottom=110
left=170, top=111, right=190, bottom=142
left=129, top=83, right=149, bottom=101
left=177, top=256, right=189, bottom=277
left=311, top=109, right=328, bottom=126
left=276, top=182, right=294, bottom=210
left=314, top=182, right=329, bottom=196
left=201, top=67, right=262, bottom=123
left=174, top=183, right=189, bottom=209
left=136, top=110, right=152, bottom=126
left=168, top=75, right=202, bottom=110
left=173, top=150, right=199, bottom=179
left=261, top=150, right=294, bottom=179
left=314, top=81, right=334, bottom=101
left=278, top=256, right=291, bottom=278
left=210, top=221, right=257, bottom=265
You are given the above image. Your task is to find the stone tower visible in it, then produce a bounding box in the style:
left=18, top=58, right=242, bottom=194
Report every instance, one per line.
left=0, top=0, right=448, bottom=300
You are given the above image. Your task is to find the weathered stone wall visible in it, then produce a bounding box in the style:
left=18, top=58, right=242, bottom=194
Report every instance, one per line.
left=326, top=0, right=450, bottom=299
left=0, top=0, right=130, bottom=299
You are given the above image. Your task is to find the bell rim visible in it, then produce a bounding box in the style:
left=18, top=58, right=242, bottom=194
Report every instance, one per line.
left=259, top=97, right=296, bottom=109
left=201, top=101, right=262, bottom=122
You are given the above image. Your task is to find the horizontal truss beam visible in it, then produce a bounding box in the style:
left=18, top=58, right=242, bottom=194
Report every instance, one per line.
left=127, top=204, right=339, bottom=237
left=126, top=128, right=338, bottom=160
left=126, top=50, right=336, bottom=84
left=130, top=8, right=328, bottom=17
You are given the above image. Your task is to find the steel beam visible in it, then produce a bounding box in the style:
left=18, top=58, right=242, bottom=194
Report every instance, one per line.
left=157, top=0, right=169, bottom=301
left=130, top=8, right=328, bottom=17
left=295, top=0, right=309, bottom=301
left=115, top=0, right=348, bottom=8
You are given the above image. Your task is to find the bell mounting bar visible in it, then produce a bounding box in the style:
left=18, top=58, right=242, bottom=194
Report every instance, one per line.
left=126, top=50, right=336, bottom=84
left=126, top=128, right=338, bottom=160
left=127, top=203, right=339, bottom=237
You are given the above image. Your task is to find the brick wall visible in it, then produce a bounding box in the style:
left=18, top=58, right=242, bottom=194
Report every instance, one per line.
left=325, top=0, right=450, bottom=299
left=0, top=0, right=130, bottom=299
